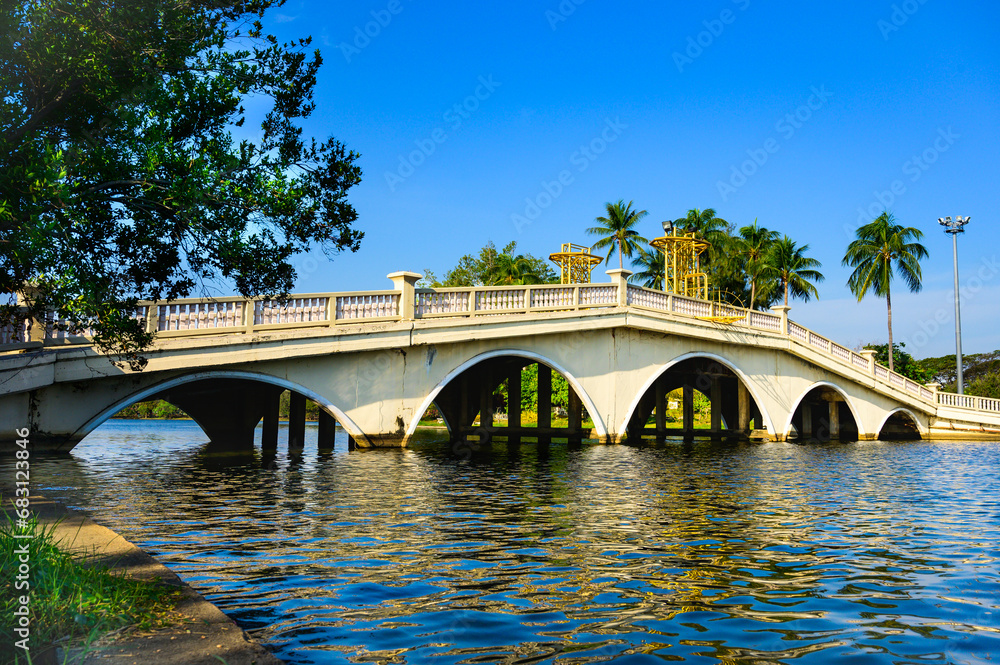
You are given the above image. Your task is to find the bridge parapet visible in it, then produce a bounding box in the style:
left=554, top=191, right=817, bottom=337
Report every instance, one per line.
left=3, top=273, right=997, bottom=423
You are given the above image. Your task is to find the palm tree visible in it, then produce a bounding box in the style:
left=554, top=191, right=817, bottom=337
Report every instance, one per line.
left=588, top=200, right=649, bottom=269
left=842, top=212, right=928, bottom=371
left=488, top=251, right=539, bottom=285
left=674, top=208, right=730, bottom=249
left=630, top=245, right=664, bottom=289
left=762, top=236, right=824, bottom=307
left=734, top=219, right=780, bottom=310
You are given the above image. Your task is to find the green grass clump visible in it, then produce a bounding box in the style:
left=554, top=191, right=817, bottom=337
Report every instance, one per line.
left=0, top=511, right=184, bottom=664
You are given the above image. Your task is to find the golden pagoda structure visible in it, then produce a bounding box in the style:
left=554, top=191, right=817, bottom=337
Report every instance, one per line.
left=649, top=223, right=710, bottom=301
left=548, top=243, right=603, bottom=284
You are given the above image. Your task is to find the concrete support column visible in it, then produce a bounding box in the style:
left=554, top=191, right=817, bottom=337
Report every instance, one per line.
left=655, top=380, right=666, bottom=435
left=318, top=409, right=336, bottom=450
left=828, top=401, right=840, bottom=439
left=568, top=388, right=582, bottom=433
left=288, top=392, right=306, bottom=450
left=508, top=365, right=521, bottom=429
left=479, top=366, right=493, bottom=429
left=683, top=381, right=694, bottom=433
left=459, top=373, right=470, bottom=429
left=801, top=404, right=813, bottom=438
left=710, top=378, right=722, bottom=434
left=537, top=364, right=552, bottom=430
left=262, top=390, right=281, bottom=451
left=738, top=382, right=750, bottom=434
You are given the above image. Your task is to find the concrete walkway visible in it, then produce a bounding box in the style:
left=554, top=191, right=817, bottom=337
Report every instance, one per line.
left=2, top=491, right=283, bottom=665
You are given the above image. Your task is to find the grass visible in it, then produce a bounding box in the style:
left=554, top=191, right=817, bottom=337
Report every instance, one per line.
left=0, top=511, right=185, bottom=664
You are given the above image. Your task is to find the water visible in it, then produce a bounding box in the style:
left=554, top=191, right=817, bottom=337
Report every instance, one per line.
left=10, top=420, right=1000, bottom=663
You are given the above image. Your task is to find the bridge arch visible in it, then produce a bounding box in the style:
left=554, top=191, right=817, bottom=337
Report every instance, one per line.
left=876, top=407, right=926, bottom=440
left=619, top=351, right=778, bottom=440
left=78, top=369, right=366, bottom=444
left=406, top=349, right=608, bottom=442
left=785, top=381, right=865, bottom=442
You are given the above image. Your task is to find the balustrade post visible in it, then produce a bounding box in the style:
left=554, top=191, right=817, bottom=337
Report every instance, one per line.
left=17, top=286, right=46, bottom=343
left=243, top=298, right=256, bottom=334
left=145, top=303, right=159, bottom=334
left=572, top=285, right=580, bottom=309
left=770, top=305, right=791, bottom=336
left=605, top=269, right=632, bottom=307
left=387, top=271, right=422, bottom=321
left=860, top=349, right=877, bottom=374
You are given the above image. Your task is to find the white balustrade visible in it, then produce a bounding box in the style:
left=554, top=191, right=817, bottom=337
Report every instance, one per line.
left=255, top=297, right=327, bottom=325
left=627, top=286, right=669, bottom=310
left=579, top=285, right=616, bottom=306
left=747, top=311, right=782, bottom=332
left=416, top=290, right=470, bottom=316
left=672, top=295, right=711, bottom=318
left=831, top=344, right=852, bottom=362
left=788, top=322, right=808, bottom=342
left=475, top=289, right=526, bottom=311
left=160, top=301, right=246, bottom=331
left=0, top=315, right=30, bottom=345
left=530, top=287, right=575, bottom=309
left=851, top=352, right=869, bottom=369
left=336, top=294, right=398, bottom=320
left=875, top=365, right=889, bottom=379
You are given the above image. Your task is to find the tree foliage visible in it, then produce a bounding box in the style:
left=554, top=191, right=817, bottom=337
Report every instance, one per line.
left=422, top=241, right=557, bottom=287
left=761, top=236, right=824, bottom=306
left=863, top=342, right=931, bottom=383
left=1, top=0, right=363, bottom=369
left=843, top=212, right=928, bottom=371
left=588, top=199, right=648, bottom=270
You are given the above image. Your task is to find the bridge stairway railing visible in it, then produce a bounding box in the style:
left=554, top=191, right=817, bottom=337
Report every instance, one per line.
left=4, top=277, right=998, bottom=418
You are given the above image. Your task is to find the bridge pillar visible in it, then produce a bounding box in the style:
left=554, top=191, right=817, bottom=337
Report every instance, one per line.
left=828, top=401, right=840, bottom=439
left=738, top=383, right=750, bottom=434
left=318, top=409, right=336, bottom=450
left=710, top=378, right=722, bottom=438
left=508, top=366, right=521, bottom=428
left=682, top=382, right=694, bottom=434
left=164, top=379, right=282, bottom=451
left=801, top=403, right=813, bottom=438
left=288, top=392, right=306, bottom=450
left=538, top=364, right=552, bottom=430
left=262, top=390, right=280, bottom=451
left=568, top=387, right=582, bottom=434
left=655, top=380, right=666, bottom=436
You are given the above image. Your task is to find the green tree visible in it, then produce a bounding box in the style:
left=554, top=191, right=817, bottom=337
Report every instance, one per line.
left=629, top=245, right=664, bottom=290
left=843, top=212, right=928, bottom=371
left=1, top=0, right=362, bottom=370
left=734, top=219, right=780, bottom=310
left=426, top=241, right=557, bottom=287
left=673, top=208, right=730, bottom=249
left=762, top=236, right=824, bottom=307
left=967, top=371, right=1000, bottom=399
left=863, top=342, right=931, bottom=382
left=588, top=200, right=648, bottom=269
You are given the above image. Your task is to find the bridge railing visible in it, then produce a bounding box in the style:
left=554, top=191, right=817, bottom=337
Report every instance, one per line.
left=7, top=276, right=993, bottom=416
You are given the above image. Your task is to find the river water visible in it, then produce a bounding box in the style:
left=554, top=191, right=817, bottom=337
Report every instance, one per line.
left=12, top=420, right=1000, bottom=664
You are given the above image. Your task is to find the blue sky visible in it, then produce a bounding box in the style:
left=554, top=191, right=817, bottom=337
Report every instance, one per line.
left=258, top=1, right=998, bottom=358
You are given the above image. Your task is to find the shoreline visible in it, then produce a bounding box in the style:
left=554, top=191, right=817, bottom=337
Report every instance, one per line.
left=1, top=489, right=283, bottom=665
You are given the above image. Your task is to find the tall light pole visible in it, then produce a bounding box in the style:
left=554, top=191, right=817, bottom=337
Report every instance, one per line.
left=938, top=215, right=970, bottom=394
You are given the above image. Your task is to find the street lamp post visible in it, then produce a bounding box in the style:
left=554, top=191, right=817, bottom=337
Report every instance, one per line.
left=938, top=215, right=970, bottom=394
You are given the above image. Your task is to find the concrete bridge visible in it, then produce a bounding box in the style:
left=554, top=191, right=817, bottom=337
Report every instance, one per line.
left=2, top=270, right=999, bottom=452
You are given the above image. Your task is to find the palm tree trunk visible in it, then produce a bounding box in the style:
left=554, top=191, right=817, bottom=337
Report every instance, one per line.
left=784, top=279, right=789, bottom=307
left=618, top=239, right=623, bottom=270
left=886, top=286, right=893, bottom=372
left=750, top=278, right=757, bottom=311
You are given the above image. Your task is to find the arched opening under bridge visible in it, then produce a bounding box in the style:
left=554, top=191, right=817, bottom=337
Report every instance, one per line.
left=83, top=374, right=351, bottom=452
left=421, top=354, right=600, bottom=444
left=877, top=409, right=922, bottom=440
left=788, top=384, right=860, bottom=442
left=625, top=356, right=766, bottom=441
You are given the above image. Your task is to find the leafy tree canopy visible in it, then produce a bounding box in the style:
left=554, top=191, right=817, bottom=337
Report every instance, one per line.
left=1, top=0, right=363, bottom=369
left=919, top=349, right=1000, bottom=391
left=862, top=342, right=931, bottom=383
left=422, top=241, right=557, bottom=287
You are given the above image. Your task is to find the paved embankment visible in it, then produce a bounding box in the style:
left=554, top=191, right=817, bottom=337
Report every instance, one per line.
left=2, top=490, right=283, bottom=665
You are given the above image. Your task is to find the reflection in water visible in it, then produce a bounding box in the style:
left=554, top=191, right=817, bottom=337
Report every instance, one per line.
left=10, top=420, right=1000, bottom=664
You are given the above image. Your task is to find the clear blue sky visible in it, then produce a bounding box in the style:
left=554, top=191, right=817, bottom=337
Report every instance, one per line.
left=257, top=1, right=999, bottom=358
